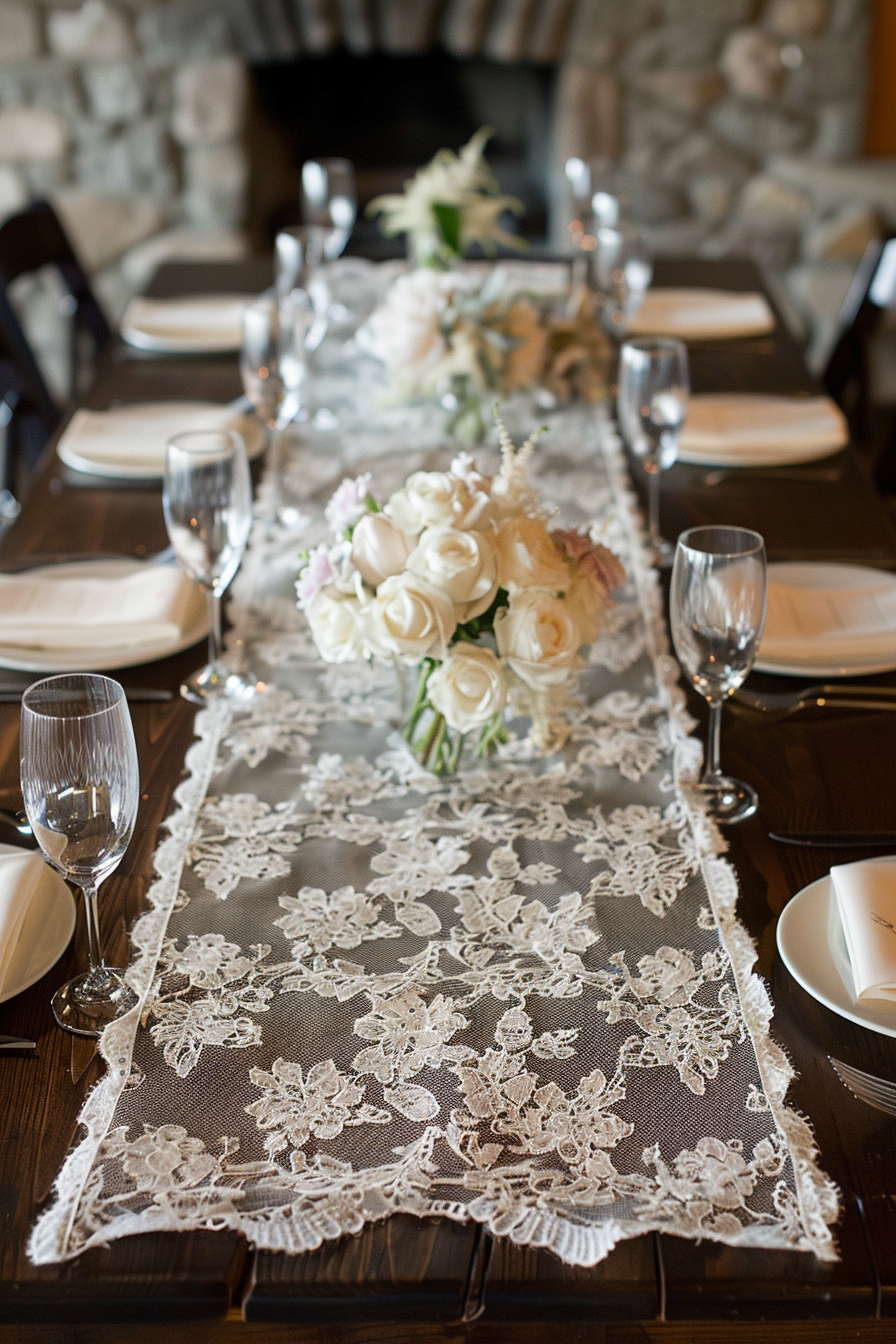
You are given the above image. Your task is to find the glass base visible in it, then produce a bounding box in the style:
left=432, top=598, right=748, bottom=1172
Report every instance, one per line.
left=52, top=968, right=138, bottom=1037
left=699, top=775, right=758, bottom=825
left=181, top=662, right=260, bottom=706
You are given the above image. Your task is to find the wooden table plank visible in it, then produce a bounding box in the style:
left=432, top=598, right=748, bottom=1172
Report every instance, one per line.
left=480, top=1234, right=658, bottom=1321
left=244, top=1218, right=479, bottom=1323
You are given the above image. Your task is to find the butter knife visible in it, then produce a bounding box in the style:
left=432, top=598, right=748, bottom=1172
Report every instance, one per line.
left=770, top=831, right=896, bottom=848
left=0, top=1035, right=36, bottom=1050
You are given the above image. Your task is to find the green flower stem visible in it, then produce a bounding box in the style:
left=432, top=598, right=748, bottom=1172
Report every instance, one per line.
left=403, top=660, right=433, bottom=743
left=417, top=708, right=445, bottom=768
left=447, top=729, right=466, bottom=773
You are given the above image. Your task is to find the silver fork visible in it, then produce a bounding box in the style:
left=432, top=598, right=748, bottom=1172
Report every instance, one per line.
left=829, top=1057, right=896, bottom=1116
left=731, top=683, right=896, bottom=719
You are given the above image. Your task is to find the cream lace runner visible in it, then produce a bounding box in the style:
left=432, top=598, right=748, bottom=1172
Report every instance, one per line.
left=30, top=264, right=839, bottom=1267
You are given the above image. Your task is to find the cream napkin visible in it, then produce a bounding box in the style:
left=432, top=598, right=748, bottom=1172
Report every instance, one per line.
left=831, top=858, right=896, bottom=1002
left=57, top=402, right=263, bottom=477
left=627, top=288, right=775, bottom=340
left=120, top=294, right=252, bottom=352
left=759, top=569, right=896, bottom=666
left=678, top=394, right=849, bottom=467
left=0, top=565, right=199, bottom=651
left=0, top=850, right=46, bottom=994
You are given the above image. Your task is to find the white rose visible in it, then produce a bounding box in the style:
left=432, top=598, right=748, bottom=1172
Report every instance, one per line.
left=406, top=526, right=498, bottom=622
left=305, top=586, right=367, bottom=663
left=494, top=589, right=583, bottom=688
left=385, top=471, right=473, bottom=536
left=350, top=513, right=413, bottom=588
left=428, top=645, right=507, bottom=733
left=355, top=269, right=449, bottom=390
left=362, top=572, right=457, bottom=661
left=493, top=515, right=572, bottom=593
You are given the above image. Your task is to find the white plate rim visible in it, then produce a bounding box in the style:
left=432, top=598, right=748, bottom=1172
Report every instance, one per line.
left=756, top=561, right=896, bottom=678
left=677, top=438, right=846, bottom=468
left=0, top=559, right=208, bottom=673
left=57, top=401, right=265, bottom=481
left=0, top=846, right=76, bottom=1005
left=120, top=294, right=250, bottom=354
left=777, top=870, right=896, bottom=1038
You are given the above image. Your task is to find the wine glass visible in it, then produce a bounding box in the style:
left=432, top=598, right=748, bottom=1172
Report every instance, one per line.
left=592, top=224, right=652, bottom=337
left=618, top=338, right=689, bottom=569
left=301, top=158, right=357, bottom=260
left=164, top=428, right=255, bottom=705
left=241, top=290, right=312, bottom=429
left=275, top=225, right=330, bottom=352
left=670, top=526, right=767, bottom=825
left=21, top=674, right=139, bottom=1036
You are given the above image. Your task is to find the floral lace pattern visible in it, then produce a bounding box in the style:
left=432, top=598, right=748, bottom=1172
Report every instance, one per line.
left=29, top=380, right=838, bottom=1268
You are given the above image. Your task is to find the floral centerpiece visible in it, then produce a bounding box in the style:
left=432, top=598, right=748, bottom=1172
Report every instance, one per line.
left=367, top=127, right=524, bottom=270
left=296, top=416, right=625, bottom=774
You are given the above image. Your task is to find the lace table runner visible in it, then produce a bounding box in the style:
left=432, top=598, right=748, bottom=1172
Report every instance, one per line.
left=30, top=288, right=838, bottom=1266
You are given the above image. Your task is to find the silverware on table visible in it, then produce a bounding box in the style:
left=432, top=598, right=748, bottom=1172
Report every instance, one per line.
left=0, top=1035, right=36, bottom=1050
left=770, top=831, right=896, bottom=848
left=732, top=683, right=896, bottom=719
left=829, top=1057, right=896, bottom=1116
left=0, top=808, right=32, bottom=838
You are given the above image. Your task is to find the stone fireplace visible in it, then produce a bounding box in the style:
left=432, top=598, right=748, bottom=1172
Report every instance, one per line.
left=0, top=0, right=888, bottom=383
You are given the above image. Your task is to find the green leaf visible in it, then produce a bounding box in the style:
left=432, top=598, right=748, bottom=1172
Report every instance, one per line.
left=432, top=202, right=462, bottom=256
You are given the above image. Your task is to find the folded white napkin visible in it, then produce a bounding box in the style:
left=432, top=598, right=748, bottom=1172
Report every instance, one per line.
left=57, top=402, right=262, bottom=477
left=677, top=394, right=849, bottom=467
left=0, top=565, right=198, bottom=651
left=627, top=288, right=775, bottom=340
left=0, top=850, right=46, bottom=994
left=120, top=295, right=253, bottom=352
left=760, top=570, right=896, bottom=665
left=831, top=858, right=896, bottom=1002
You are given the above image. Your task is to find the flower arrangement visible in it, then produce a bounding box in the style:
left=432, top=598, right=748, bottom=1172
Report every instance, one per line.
left=367, top=127, right=524, bottom=269
left=356, top=266, right=612, bottom=443
left=296, top=415, right=625, bottom=774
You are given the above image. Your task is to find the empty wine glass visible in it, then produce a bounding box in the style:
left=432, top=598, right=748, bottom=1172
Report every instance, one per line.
left=21, top=674, right=139, bottom=1036
left=241, top=290, right=312, bottom=429
left=671, top=526, right=767, bottom=825
left=618, top=338, right=689, bottom=569
left=301, top=158, right=357, bottom=260
left=164, top=428, right=255, bottom=705
left=275, top=226, right=330, bottom=352
left=593, top=224, right=652, bottom=337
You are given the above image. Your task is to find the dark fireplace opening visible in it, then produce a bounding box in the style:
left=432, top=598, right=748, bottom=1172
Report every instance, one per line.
left=247, top=48, right=556, bottom=252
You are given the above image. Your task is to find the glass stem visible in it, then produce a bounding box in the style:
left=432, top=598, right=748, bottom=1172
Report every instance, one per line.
left=207, top=589, right=223, bottom=668
left=703, top=700, right=724, bottom=783
left=647, top=466, right=662, bottom=551
left=82, top=882, right=105, bottom=973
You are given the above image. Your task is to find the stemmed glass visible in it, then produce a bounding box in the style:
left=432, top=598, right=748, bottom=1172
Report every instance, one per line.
left=241, top=290, right=312, bottom=430
left=164, top=428, right=255, bottom=705
left=21, top=674, right=139, bottom=1036
left=301, top=158, right=357, bottom=260
left=618, top=337, right=689, bottom=569
left=670, top=526, right=767, bottom=825
left=593, top=224, right=652, bottom=337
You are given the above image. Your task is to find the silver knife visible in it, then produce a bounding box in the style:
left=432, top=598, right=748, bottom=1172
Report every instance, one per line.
left=770, top=831, right=896, bottom=848
left=0, top=1035, right=36, bottom=1049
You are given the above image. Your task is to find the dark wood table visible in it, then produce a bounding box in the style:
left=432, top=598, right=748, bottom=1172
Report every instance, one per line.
left=3, top=257, right=896, bottom=1344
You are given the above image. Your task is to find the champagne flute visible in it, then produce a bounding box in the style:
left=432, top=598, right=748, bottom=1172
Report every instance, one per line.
left=593, top=223, right=652, bottom=337
left=21, top=674, right=139, bottom=1036
left=301, top=158, right=357, bottom=260
left=618, top=337, right=689, bottom=569
left=164, top=428, right=255, bottom=705
left=670, top=526, right=767, bottom=825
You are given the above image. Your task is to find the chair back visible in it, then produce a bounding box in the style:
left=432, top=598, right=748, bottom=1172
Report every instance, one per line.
left=0, top=286, right=61, bottom=496
left=824, top=235, right=896, bottom=439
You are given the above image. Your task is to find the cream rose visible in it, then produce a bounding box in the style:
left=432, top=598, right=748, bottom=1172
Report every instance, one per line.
left=493, top=515, right=572, bottom=593
left=350, top=513, right=413, bottom=588
left=406, top=526, right=498, bottom=622
left=362, top=572, right=456, bottom=661
left=305, top=586, right=366, bottom=663
left=428, top=645, right=507, bottom=733
left=385, top=471, right=473, bottom=536
left=494, top=589, right=583, bottom=687
left=564, top=572, right=606, bottom=646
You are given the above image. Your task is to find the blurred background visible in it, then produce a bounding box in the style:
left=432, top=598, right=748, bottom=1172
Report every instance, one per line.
left=0, top=0, right=893, bottom=405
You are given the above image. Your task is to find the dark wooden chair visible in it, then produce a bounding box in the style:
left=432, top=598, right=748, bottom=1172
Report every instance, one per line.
left=0, top=199, right=113, bottom=495
left=823, top=234, right=896, bottom=445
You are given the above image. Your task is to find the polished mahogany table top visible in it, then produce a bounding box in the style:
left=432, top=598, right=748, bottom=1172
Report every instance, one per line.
left=2, top=256, right=896, bottom=1344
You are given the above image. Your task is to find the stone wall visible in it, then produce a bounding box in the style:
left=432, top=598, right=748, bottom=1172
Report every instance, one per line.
left=0, top=0, right=885, bottom=369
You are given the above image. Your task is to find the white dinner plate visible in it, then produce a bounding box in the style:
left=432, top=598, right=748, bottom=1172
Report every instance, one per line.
left=57, top=401, right=265, bottom=481
left=777, top=866, right=896, bottom=1038
left=0, top=559, right=208, bottom=674
left=676, top=394, right=848, bottom=468
left=754, top=562, right=896, bottom=677
left=627, top=288, right=775, bottom=341
left=0, top=844, right=75, bottom=1005
left=120, top=294, right=254, bottom=353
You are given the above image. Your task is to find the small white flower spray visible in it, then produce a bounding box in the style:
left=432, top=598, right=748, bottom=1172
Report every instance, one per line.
left=491, top=405, right=547, bottom=516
